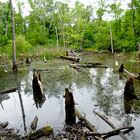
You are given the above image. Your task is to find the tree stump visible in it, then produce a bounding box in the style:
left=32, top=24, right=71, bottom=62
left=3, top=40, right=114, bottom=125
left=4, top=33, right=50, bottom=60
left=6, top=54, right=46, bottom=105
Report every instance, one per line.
left=64, top=88, right=76, bottom=125
left=119, top=64, right=124, bottom=72
left=124, top=77, right=137, bottom=100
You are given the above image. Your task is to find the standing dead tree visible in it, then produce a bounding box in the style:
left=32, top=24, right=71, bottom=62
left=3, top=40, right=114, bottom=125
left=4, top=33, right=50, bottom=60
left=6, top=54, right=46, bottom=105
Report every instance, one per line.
left=9, top=0, right=17, bottom=72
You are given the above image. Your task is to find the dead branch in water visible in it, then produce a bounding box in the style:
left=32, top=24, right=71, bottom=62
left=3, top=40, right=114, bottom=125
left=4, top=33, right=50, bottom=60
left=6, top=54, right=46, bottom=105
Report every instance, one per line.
left=75, top=109, right=103, bottom=140
left=94, top=111, right=129, bottom=140
left=0, top=87, right=17, bottom=94
left=86, top=126, right=134, bottom=139
left=69, top=63, right=108, bottom=69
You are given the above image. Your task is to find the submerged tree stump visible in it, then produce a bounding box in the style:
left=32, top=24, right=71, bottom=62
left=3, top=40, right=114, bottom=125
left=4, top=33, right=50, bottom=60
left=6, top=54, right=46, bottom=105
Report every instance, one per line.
left=118, top=64, right=124, bottom=72
left=124, top=77, right=137, bottom=100
left=64, top=88, right=76, bottom=125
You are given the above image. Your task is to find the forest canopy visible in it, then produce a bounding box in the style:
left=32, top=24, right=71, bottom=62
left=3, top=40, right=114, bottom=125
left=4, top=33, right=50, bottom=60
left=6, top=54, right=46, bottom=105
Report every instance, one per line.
left=0, top=0, right=140, bottom=58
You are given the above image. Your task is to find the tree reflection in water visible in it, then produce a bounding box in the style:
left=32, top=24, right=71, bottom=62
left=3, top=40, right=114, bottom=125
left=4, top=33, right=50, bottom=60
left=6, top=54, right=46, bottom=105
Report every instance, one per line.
left=0, top=94, right=10, bottom=110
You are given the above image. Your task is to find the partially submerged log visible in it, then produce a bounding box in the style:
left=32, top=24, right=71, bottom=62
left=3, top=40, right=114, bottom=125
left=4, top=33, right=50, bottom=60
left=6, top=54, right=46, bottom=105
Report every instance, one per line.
left=86, top=126, right=134, bottom=139
left=0, top=87, right=17, bottom=94
left=75, top=109, right=103, bottom=140
left=94, top=111, right=129, bottom=140
left=64, top=88, right=76, bottom=125
left=69, top=63, right=108, bottom=69
left=124, top=77, right=137, bottom=100
left=60, top=55, right=80, bottom=62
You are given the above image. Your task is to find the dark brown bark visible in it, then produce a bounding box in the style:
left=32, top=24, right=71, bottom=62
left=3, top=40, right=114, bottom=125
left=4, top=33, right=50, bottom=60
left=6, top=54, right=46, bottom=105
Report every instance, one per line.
left=119, top=64, right=124, bottom=72
left=124, top=77, right=137, bottom=100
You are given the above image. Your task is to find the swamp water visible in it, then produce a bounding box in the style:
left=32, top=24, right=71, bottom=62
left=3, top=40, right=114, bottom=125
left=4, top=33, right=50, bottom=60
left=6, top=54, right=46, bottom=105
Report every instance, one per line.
left=0, top=53, right=140, bottom=140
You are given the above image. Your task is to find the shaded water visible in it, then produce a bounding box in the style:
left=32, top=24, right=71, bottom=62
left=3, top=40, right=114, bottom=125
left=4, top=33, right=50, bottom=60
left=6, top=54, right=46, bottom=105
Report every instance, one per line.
left=0, top=53, right=140, bottom=140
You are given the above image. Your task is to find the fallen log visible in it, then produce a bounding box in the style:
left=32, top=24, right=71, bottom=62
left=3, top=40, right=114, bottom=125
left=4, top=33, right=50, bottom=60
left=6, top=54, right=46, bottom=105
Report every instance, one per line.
left=69, top=63, right=108, bottom=69
left=60, top=55, right=80, bottom=62
left=0, top=87, right=17, bottom=94
left=94, top=111, right=128, bottom=140
left=86, top=126, right=134, bottom=139
left=75, top=109, right=103, bottom=140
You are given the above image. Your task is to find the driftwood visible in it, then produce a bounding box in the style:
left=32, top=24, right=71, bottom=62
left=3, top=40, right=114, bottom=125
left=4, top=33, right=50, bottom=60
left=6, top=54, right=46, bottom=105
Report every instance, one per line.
left=64, top=88, right=76, bottom=125
left=94, top=111, right=129, bottom=140
left=75, top=109, right=103, bottom=140
left=0, top=87, right=17, bottom=94
left=69, top=63, right=108, bottom=69
left=86, top=126, right=134, bottom=139
left=60, top=55, right=80, bottom=62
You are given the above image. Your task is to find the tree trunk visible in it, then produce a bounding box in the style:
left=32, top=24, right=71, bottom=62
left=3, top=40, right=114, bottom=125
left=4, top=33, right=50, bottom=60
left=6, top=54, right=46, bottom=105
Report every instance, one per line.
left=9, top=0, right=17, bottom=72
left=110, top=26, right=114, bottom=54
left=138, top=43, right=140, bottom=60
left=55, top=26, right=59, bottom=48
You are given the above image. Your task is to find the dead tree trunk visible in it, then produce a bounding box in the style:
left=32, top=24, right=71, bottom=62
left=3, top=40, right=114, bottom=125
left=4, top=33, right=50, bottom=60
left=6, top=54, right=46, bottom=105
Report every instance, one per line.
left=9, top=0, right=17, bottom=72
left=64, top=88, right=76, bottom=125
left=138, top=43, right=140, bottom=60
left=55, top=26, right=59, bottom=48
left=110, top=26, right=114, bottom=54
left=124, top=77, right=137, bottom=100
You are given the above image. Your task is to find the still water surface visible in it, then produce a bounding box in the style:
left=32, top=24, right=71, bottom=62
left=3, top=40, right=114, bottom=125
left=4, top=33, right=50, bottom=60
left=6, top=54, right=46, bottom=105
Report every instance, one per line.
left=0, top=53, right=140, bottom=140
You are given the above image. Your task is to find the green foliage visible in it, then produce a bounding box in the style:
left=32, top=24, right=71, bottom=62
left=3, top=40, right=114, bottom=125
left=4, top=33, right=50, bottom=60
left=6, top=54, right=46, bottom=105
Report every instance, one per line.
left=0, top=0, right=140, bottom=57
left=15, top=35, right=32, bottom=56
